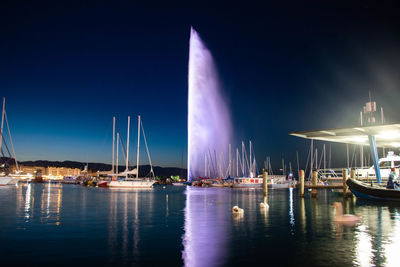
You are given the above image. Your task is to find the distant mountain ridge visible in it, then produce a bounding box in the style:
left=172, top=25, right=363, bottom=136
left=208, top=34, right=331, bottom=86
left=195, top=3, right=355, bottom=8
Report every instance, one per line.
left=1, top=157, right=187, bottom=178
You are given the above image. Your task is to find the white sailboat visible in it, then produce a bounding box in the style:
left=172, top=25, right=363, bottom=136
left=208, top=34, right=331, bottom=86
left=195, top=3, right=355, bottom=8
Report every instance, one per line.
left=0, top=97, right=19, bottom=186
left=108, top=115, right=155, bottom=188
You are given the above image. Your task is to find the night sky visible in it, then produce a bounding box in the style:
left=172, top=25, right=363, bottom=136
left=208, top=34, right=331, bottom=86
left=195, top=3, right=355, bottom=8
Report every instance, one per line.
left=1, top=3, right=400, bottom=170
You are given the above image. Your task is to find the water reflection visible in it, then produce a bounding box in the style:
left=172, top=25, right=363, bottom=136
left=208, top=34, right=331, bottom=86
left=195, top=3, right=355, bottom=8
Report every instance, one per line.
left=289, top=188, right=295, bottom=234
left=24, top=183, right=32, bottom=220
left=107, top=188, right=155, bottom=264
left=299, top=198, right=306, bottom=235
left=182, top=187, right=229, bottom=267
left=355, top=224, right=373, bottom=267
left=16, top=183, right=62, bottom=225
left=260, top=196, right=269, bottom=227
left=7, top=184, right=400, bottom=266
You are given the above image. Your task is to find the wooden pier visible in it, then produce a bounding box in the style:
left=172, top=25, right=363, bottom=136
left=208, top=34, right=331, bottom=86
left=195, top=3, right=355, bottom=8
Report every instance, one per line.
left=298, top=168, right=356, bottom=198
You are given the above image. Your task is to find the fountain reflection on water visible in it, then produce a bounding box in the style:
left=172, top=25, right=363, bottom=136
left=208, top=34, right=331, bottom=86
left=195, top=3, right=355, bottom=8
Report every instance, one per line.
left=182, top=187, right=229, bottom=267
left=188, top=28, right=232, bottom=180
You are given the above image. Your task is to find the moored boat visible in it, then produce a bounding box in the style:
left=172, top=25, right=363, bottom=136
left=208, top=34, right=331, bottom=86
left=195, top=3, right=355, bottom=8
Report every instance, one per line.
left=347, top=178, right=400, bottom=201
left=107, top=115, right=155, bottom=188
left=233, top=175, right=290, bottom=189
left=62, top=176, right=79, bottom=184
left=172, top=182, right=185, bottom=186
left=0, top=97, right=21, bottom=185
left=108, top=179, right=155, bottom=188
left=0, top=176, right=18, bottom=186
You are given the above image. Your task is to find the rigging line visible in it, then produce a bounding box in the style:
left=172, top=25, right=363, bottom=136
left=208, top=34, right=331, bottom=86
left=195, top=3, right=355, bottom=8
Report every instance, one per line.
left=255, top=159, right=260, bottom=176
left=115, top=122, right=134, bottom=169
left=208, top=148, right=215, bottom=178
left=304, top=144, right=311, bottom=180
left=264, top=156, right=268, bottom=170
left=1, top=134, right=13, bottom=161
left=4, top=111, right=18, bottom=172
left=296, top=151, right=300, bottom=179
left=237, top=152, right=244, bottom=177
left=115, top=123, right=127, bottom=158
left=350, top=144, right=356, bottom=168
left=140, top=119, right=155, bottom=178
left=243, top=145, right=250, bottom=176
left=318, top=149, right=323, bottom=170
left=117, top=131, right=127, bottom=163
left=329, top=144, right=332, bottom=169
left=269, top=157, right=274, bottom=175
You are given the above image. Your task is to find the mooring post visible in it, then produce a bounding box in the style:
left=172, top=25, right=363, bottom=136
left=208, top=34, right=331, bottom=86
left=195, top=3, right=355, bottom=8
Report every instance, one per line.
left=299, top=169, right=305, bottom=198
left=263, top=170, right=268, bottom=196
left=350, top=168, right=355, bottom=179
left=311, top=170, right=318, bottom=198
left=342, top=168, right=349, bottom=197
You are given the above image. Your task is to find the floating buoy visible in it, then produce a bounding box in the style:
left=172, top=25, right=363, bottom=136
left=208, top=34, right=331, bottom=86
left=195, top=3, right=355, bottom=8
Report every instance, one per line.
left=163, top=186, right=166, bottom=189
left=259, top=202, right=269, bottom=209
left=232, top=205, right=244, bottom=214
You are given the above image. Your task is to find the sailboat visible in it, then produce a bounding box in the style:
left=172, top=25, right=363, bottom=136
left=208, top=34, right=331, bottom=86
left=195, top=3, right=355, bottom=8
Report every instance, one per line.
left=0, top=97, right=19, bottom=186
left=108, top=115, right=155, bottom=188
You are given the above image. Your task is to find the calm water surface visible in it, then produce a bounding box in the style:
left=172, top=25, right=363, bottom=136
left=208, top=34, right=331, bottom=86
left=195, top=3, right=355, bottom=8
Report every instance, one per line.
left=1, top=183, right=400, bottom=266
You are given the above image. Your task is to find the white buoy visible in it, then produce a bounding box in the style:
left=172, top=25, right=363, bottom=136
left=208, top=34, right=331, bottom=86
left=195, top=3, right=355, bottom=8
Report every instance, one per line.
left=232, top=205, right=244, bottom=214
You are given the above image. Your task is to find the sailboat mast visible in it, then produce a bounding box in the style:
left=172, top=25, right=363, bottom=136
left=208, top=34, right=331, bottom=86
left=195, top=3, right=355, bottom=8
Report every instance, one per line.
left=116, top=133, right=119, bottom=175
left=236, top=148, right=239, bottom=177
left=136, top=115, right=141, bottom=179
left=229, top=144, right=232, bottom=177
left=126, top=116, right=130, bottom=179
left=241, top=141, right=245, bottom=176
left=112, top=116, right=115, bottom=174
left=310, top=139, right=313, bottom=175
left=249, top=141, right=252, bottom=175
left=205, top=152, right=207, bottom=177
left=0, top=97, right=5, bottom=153
left=296, top=151, right=300, bottom=179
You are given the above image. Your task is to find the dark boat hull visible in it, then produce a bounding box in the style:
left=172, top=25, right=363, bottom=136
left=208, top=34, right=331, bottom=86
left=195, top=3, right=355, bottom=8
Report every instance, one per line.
left=347, top=178, right=400, bottom=201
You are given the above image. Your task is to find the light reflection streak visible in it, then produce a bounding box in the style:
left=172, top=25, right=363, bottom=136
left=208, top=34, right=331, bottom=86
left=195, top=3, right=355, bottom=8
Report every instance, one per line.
left=47, top=182, right=51, bottom=216
left=383, top=209, right=400, bottom=267
left=289, top=188, right=295, bottom=234
left=354, top=224, right=373, bottom=267
left=133, top=191, right=139, bottom=258
left=182, top=187, right=229, bottom=267
left=166, top=194, right=169, bottom=217
left=56, top=188, right=62, bottom=225
left=24, top=183, right=32, bottom=220
left=122, top=193, right=128, bottom=263
left=260, top=196, right=269, bottom=227
left=108, top=191, right=118, bottom=259
left=299, top=198, right=306, bottom=234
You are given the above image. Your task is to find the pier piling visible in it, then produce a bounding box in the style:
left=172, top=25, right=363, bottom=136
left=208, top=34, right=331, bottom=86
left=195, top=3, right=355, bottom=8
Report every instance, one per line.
left=342, top=168, right=349, bottom=197
left=311, top=170, right=318, bottom=198
left=350, top=168, right=355, bottom=179
left=263, top=170, right=268, bottom=196
left=299, top=170, right=305, bottom=198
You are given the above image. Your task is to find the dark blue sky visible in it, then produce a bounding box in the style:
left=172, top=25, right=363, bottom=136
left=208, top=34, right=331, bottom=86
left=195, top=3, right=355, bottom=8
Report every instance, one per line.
left=1, top=3, right=400, bottom=169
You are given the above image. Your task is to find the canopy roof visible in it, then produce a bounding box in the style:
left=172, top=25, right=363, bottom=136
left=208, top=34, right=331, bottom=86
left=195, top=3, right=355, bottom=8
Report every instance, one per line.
left=289, top=123, right=400, bottom=148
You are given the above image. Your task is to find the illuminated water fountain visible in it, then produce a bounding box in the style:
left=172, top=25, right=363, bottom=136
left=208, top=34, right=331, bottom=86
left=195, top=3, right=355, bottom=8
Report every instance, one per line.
left=187, top=27, right=233, bottom=181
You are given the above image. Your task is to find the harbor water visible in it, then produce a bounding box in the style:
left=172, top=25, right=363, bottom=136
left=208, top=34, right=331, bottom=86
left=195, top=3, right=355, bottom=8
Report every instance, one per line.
left=1, top=183, right=400, bottom=266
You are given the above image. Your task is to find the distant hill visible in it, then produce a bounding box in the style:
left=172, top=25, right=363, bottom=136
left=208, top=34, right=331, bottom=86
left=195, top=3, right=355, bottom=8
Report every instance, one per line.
left=1, top=157, right=187, bottom=178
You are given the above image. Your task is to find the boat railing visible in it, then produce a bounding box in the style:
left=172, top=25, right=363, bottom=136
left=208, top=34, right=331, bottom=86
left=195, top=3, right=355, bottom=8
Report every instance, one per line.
left=317, top=167, right=387, bottom=187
